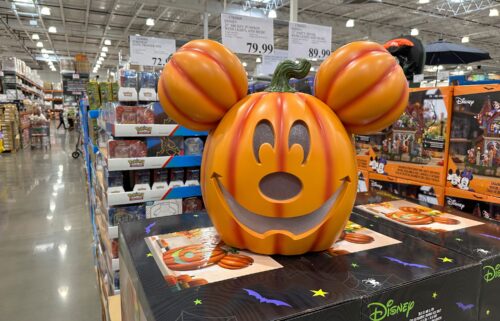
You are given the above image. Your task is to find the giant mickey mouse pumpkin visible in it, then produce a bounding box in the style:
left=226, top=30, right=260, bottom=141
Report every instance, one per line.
left=159, top=40, right=408, bottom=255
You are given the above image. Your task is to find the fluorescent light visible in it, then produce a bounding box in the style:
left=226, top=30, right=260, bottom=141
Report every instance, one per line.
left=418, top=0, right=430, bottom=3
left=490, top=9, right=499, bottom=17
left=268, top=9, right=277, bottom=19
left=146, top=18, right=155, bottom=26
left=42, top=53, right=49, bottom=58
left=461, top=36, right=469, bottom=43
left=98, top=57, right=104, bottom=62
left=32, top=34, right=39, bottom=40
left=104, top=39, right=111, bottom=45
left=256, top=57, right=262, bottom=63
left=242, top=62, right=248, bottom=67
left=346, top=19, right=355, bottom=28
left=467, top=66, right=473, bottom=70
left=36, top=41, right=43, bottom=48
left=102, top=46, right=108, bottom=52
left=410, top=28, right=419, bottom=36
left=40, top=6, right=51, bottom=15
left=438, top=65, right=444, bottom=70
left=48, top=26, right=57, bottom=33
left=100, top=52, right=106, bottom=57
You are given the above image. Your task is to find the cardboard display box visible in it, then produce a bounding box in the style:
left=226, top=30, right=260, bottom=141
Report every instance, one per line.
left=447, top=85, right=500, bottom=198
left=120, top=213, right=481, bottom=321
left=368, top=172, right=446, bottom=206
left=356, top=87, right=453, bottom=186
left=354, top=192, right=500, bottom=321
left=445, top=187, right=500, bottom=223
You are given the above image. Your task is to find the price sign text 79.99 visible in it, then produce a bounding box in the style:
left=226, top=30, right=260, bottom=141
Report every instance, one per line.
left=247, top=42, right=274, bottom=54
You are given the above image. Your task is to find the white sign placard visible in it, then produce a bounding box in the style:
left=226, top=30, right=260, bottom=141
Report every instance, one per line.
left=259, top=49, right=289, bottom=75
left=130, top=36, right=176, bottom=67
left=288, top=22, right=332, bottom=60
left=437, top=70, right=450, bottom=81
left=413, top=74, right=424, bottom=83
left=221, top=13, right=274, bottom=55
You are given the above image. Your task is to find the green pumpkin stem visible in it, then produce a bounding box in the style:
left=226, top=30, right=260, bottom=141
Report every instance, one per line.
left=265, top=59, right=311, bottom=93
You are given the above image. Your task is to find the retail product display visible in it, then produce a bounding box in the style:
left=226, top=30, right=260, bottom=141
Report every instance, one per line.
left=159, top=39, right=408, bottom=255
left=356, top=87, right=453, bottom=186
left=445, top=190, right=500, bottom=221
left=120, top=212, right=483, bottom=321
left=447, top=85, right=499, bottom=198
left=354, top=191, right=500, bottom=321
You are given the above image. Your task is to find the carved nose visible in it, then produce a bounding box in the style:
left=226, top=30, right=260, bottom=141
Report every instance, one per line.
left=259, top=172, right=302, bottom=200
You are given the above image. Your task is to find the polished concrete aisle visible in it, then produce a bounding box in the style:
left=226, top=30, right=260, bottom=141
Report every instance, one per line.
left=0, top=124, right=101, bottom=321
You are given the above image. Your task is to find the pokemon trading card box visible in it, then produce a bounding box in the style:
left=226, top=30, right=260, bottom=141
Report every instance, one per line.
left=119, top=212, right=481, bottom=321
left=354, top=191, right=500, bottom=321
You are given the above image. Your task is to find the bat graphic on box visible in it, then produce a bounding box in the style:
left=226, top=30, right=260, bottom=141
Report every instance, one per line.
left=456, top=302, right=474, bottom=311
left=243, top=289, right=292, bottom=307
left=383, top=256, right=431, bottom=269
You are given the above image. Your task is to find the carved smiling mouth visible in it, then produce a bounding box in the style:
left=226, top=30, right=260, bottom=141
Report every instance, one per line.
left=213, top=174, right=350, bottom=235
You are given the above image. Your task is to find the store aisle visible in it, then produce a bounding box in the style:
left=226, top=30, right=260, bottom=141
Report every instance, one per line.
left=0, top=124, right=101, bottom=321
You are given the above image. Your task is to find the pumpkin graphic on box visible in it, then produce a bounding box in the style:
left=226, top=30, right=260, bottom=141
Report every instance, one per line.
left=159, top=40, right=408, bottom=255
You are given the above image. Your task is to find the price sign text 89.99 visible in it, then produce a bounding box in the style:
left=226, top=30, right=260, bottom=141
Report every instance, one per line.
left=308, top=48, right=331, bottom=59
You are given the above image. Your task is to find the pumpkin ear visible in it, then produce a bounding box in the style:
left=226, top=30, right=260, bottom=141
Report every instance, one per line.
left=158, top=39, right=248, bottom=131
left=314, top=41, right=409, bottom=135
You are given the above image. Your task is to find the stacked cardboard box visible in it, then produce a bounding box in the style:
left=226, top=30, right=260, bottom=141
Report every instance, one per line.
left=355, top=85, right=499, bottom=222
left=0, top=104, right=20, bottom=152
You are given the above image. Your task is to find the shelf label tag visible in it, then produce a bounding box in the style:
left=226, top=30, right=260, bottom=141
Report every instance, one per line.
left=258, top=49, right=288, bottom=75
left=130, top=36, right=176, bottom=67
left=221, top=13, right=274, bottom=55
left=413, top=74, right=424, bottom=83
left=72, top=73, right=79, bottom=79
left=288, top=22, right=332, bottom=60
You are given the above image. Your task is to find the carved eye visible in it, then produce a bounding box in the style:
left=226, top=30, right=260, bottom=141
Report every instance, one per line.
left=253, top=120, right=274, bottom=163
left=289, top=120, right=310, bottom=163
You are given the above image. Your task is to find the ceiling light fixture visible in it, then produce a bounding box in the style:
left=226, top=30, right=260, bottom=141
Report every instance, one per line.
left=36, top=41, right=43, bottom=48
left=96, top=61, right=102, bottom=65
left=104, top=39, right=111, bottom=46
left=100, top=52, right=106, bottom=57
left=418, top=0, right=430, bottom=4
left=102, top=46, right=108, bottom=52
left=32, top=34, right=39, bottom=40
left=461, top=36, right=470, bottom=43
left=42, top=53, right=49, bottom=58
left=438, top=65, right=444, bottom=70
left=490, top=9, right=499, bottom=17
left=268, top=9, right=277, bottom=19
left=242, top=62, right=248, bottom=67
left=256, top=57, right=262, bottom=63
left=146, top=18, right=155, bottom=26
left=98, top=57, right=104, bottom=62
left=48, top=26, right=57, bottom=33
left=346, top=19, right=355, bottom=28
left=40, top=7, right=51, bottom=15
left=467, top=66, right=473, bottom=70
left=410, top=28, right=419, bottom=36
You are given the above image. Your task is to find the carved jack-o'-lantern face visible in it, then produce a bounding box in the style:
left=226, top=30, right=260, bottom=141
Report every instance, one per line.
left=159, top=40, right=408, bottom=255
left=201, top=92, right=357, bottom=255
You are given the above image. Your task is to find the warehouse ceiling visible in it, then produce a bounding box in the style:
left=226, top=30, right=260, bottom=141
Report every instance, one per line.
left=0, top=0, right=499, bottom=74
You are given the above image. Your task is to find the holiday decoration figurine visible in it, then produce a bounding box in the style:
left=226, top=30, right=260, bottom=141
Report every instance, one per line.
left=159, top=39, right=408, bottom=255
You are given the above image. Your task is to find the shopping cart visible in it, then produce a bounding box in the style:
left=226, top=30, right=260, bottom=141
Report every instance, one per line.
left=72, top=114, right=83, bottom=159
left=30, top=121, right=50, bottom=149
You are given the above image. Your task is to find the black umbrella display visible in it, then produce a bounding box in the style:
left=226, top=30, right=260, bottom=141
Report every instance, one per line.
left=425, top=40, right=491, bottom=65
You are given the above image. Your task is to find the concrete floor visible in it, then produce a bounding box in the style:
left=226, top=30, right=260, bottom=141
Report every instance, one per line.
left=0, top=124, right=101, bottom=321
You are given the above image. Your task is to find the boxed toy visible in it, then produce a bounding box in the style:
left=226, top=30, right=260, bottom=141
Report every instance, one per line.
left=108, top=140, right=147, bottom=158
left=357, top=170, right=369, bottom=193
left=356, top=87, right=453, bottom=186
left=445, top=187, right=500, bottom=222
left=108, top=205, right=146, bottom=226
left=146, top=199, right=183, bottom=218
left=354, top=191, right=500, bottom=321
left=447, top=85, right=500, bottom=198
left=120, top=213, right=481, bottom=321
left=146, top=137, right=184, bottom=157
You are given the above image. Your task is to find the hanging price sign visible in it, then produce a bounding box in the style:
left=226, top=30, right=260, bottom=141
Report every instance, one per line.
left=288, top=22, right=332, bottom=60
left=221, top=13, right=274, bottom=55
left=260, top=49, right=288, bottom=75
left=130, top=36, right=176, bottom=67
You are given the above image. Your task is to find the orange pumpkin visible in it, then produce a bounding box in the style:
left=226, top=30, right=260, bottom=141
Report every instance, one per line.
left=315, top=41, right=409, bottom=134
left=159, top=40, right=408, bottom=255
left=201, top=60, right=357, bottom=255
left=158, top=39, right=248, bottom=131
